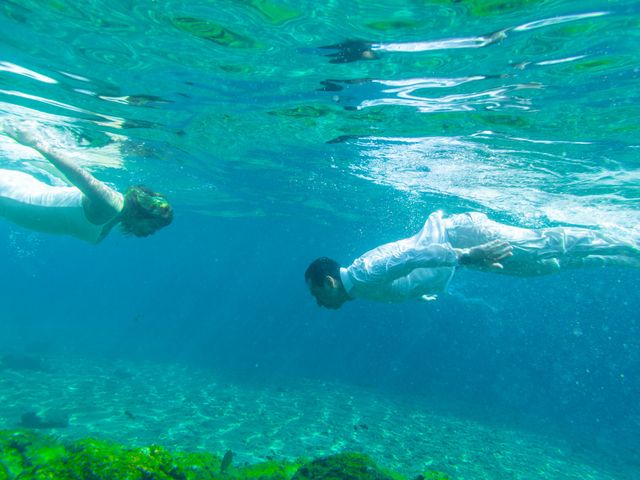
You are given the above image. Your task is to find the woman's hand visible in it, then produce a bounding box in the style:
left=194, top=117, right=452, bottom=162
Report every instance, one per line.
left=458, top=240, right=513, bottom=270
left=3, top=122, right=43, bottom=148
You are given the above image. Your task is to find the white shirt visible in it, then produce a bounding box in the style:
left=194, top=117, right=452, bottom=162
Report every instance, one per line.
left=0, top=169, right=112, bottom=243
left=340, top=211, right=640, bottom=303
left=340, top=211, right=458, bottom=303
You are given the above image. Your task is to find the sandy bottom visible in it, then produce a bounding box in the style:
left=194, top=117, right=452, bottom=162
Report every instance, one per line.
left=0, top=355, right=636, bottom=480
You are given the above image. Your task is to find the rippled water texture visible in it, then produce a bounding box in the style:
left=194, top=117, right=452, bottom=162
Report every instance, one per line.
left=1, top=0, right=639, bottom=227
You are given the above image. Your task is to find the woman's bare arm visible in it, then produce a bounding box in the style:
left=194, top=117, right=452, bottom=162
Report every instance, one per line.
left=5, top=126, right=124, bottom=218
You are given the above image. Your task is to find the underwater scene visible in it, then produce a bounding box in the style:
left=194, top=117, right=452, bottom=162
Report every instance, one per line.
left=1, top=0, right=639, bottom=478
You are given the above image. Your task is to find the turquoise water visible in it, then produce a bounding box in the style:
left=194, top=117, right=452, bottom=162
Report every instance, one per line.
left=1, top=1, right=640, bottom=479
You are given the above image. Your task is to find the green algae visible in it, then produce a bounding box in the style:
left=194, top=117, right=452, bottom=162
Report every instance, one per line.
left=421, top=473, right=451, bottom=480
left=234, top=459, right=300, bottom=479
left=0, top=430, right=452, bottom=480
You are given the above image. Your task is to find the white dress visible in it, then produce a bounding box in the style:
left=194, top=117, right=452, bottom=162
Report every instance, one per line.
left=0, top=169, right=112, bottom=243
left=340, top=211, right=640, bottom=303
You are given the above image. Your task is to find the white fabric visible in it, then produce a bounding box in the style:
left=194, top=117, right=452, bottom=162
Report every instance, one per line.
left=342, top=211, right=640, bottom=303
left=343, top=211, right=457, bottom=303
left=444, top=212, right=640, bottom=275
left=0, top=169, right=110, bottom=243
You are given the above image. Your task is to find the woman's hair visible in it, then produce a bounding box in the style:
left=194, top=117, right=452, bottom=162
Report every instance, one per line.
left=119, top=185, right=173, bottom=237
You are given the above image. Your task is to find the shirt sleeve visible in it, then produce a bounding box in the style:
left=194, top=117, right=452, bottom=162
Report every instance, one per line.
left=349, top=241, right=459, bottom=287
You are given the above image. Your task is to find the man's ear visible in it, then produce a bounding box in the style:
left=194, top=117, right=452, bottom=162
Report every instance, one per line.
left=324, top=275, right=338, bottom=288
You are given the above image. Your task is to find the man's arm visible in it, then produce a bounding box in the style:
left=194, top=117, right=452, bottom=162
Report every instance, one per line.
left=391, top=241, right=512, bottom=275
left=5, top=126, right=124, bottom=218
left=348, top=243, right=449, bottom=286
left=352, top=240, right=513, bottom=286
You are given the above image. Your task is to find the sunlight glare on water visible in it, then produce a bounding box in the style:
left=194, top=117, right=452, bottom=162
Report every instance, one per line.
left=0, top=0, right=639, bottom=225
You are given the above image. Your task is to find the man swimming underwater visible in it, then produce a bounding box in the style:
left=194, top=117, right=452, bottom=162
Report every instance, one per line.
left=305, top=211, right=640, bottom=309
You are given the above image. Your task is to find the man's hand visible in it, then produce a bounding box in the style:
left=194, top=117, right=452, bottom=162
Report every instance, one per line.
left=457, top=240, right=513, bottom=270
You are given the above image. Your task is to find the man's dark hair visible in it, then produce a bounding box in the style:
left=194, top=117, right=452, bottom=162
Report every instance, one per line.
left=305, top=257, right=340, bottom=287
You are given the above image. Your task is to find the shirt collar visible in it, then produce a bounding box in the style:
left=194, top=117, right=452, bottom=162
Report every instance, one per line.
left=339, top=267, right=353, bottom=294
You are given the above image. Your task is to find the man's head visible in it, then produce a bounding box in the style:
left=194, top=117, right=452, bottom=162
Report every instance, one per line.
left=305, top=257, right=350, bottom=309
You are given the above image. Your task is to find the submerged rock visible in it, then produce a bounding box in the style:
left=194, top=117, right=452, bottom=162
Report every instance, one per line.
left=19, top=410, right=69, bottom=429
left=220, top=449, right=234, bottom=473
left=0, top=353, right=51, bottom=372
left=291, top=452, right=400, bottom=480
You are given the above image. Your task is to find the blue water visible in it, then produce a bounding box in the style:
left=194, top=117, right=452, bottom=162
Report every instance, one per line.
left=1, top=0, right=640, bottom=477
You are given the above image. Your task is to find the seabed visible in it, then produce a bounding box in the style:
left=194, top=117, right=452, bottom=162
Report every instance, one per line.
left=0, top=355, right=632, bottom=480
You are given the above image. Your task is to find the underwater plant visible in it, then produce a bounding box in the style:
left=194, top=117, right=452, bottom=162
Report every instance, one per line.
left=0, top=429, right=453, bottom=480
